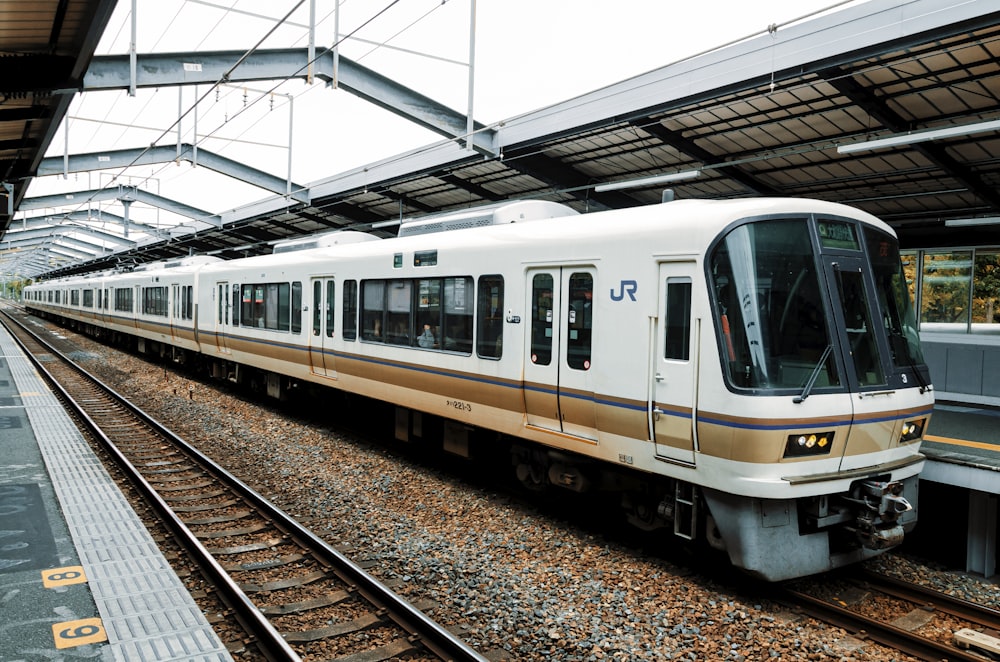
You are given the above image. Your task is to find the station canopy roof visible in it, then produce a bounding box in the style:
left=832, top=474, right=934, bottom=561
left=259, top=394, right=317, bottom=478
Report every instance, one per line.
left=3, top=0, right=1000, bottom=281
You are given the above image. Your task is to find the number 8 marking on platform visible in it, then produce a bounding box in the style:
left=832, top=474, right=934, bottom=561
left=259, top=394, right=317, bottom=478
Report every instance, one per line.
left=42, top=565, right=87, bottom=588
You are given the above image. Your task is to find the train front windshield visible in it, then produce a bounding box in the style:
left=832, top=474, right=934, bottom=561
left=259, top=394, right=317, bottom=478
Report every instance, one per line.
left=709, top=216, right=925, bottom=393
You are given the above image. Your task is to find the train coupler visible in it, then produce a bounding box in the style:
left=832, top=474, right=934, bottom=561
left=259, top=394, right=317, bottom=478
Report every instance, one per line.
left=844, top=479, right=912, bottom=550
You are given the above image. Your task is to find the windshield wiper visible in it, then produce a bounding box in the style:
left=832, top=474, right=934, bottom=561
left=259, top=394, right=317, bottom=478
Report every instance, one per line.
left=793, top=344, right=833, bottom=404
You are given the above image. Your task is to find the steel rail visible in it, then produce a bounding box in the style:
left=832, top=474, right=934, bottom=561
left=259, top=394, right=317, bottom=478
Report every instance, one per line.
left=858, top=569, right=1000, bottom=629
left=0, top=310, right=302, bottom=661
left=780, top=587, right=986, bottom=662
left=1, top=308, right=489, bottom=662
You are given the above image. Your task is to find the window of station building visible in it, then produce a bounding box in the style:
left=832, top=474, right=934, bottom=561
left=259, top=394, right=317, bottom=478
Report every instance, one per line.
left=920, top=251, right=972, bottom=333
left=476, top=275, right=504, bottom=359
left=143, top=286, right=168, bottom=316
left=973, top=251, right=1000, bottom=335
left=900, top=248, right=1000, bottom=336
left=82, top=289, right=94, bottom=308
left=343, top=280, right=358, bottom=340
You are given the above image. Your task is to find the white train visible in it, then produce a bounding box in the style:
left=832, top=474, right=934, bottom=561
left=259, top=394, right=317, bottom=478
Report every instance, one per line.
left=24, top=197, right=933, bottom=581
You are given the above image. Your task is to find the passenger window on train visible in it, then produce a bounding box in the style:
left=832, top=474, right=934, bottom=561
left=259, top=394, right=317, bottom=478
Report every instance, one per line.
left=143, top=286, right=168, bottom=316
left=239, top=282, right=293, bottom=331
left=386, top=280, right=413, bottom=345
left=312, top=281, right=322, bottom=336
left=477, top=275, right=504, bottom=359
left=362, top=280, right=386, bottom=342
left=442, top=277, right=473, bottom=353
left=359, top=277, right=473, bottom=353
left=531, top=274, right=554, bottom=365
left=343, top=280, right=358, bottom=341
left=665, top=280, right=692, bottom=360
left=325, top=280, right=336, bottom=338
left=291, top=282, right=302, bottom=334
left=567, top=273, right=593, bottom=370
left=416, top=278, right=442, bottom=348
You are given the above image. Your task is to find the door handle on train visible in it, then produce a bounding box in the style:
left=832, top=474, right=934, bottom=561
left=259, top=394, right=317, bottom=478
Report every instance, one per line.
left=655, top=372, right=664, bottom=382
left=653, top=407, right=663, bottom=420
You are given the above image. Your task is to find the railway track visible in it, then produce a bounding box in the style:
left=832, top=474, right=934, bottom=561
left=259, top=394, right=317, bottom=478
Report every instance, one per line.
left=781, top=569, right=1000, bottom=661
left=0, top=308, right=488, bottom=662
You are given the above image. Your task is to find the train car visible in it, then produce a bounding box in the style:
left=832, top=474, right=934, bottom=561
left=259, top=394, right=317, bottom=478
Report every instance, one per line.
left=24, top=197, right=933, bottom=581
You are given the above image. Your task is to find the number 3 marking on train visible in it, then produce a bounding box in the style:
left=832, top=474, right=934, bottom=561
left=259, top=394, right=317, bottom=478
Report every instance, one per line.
left=610, top=280, right=638, bottom=302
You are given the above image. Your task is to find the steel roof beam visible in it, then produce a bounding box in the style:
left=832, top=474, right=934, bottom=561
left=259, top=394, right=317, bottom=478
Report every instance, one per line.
left=20, top=186, right=222, bottom=227
left=9, top=210, right=167, bottom=238
left=5, top=223, right=139, bottom=247
left=631, top=120, right=780, bottom=196
left=38, top=144, right=310, bottom=203
left=3, top=233, right=108, bottom=256
left=83, top=49, right=496, bottom=156
left=822, top=69, right=1000, bottom=210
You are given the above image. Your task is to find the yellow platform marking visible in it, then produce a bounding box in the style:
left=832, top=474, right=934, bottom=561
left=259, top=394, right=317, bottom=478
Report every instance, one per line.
left=42, top=566, right=87, bottom=588
left=52, top=618, right=106, bottom=649
left=924, top=434, right=1000, bottom=452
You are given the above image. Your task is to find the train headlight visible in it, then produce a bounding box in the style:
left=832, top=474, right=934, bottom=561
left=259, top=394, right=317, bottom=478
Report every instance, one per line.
left=783, top=431, right=834, bottom=458
left=900, top=418, right=925, bottom=443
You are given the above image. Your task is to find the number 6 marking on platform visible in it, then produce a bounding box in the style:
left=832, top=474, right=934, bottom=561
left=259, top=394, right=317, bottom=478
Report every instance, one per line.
left=52, top=618, right=107, bottom=648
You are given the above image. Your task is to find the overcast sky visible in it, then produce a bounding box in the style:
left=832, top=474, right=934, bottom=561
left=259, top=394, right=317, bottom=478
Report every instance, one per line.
left=29, top=0, right=857, bottom=230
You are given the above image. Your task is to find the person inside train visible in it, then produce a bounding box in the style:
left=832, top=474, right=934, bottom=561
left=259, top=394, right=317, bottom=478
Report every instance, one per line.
left=417, top=323, right=436, bottom=348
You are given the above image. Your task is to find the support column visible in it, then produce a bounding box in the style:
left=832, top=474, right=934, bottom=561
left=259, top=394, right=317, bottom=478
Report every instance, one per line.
left=967, top=490, right=997, bottom=578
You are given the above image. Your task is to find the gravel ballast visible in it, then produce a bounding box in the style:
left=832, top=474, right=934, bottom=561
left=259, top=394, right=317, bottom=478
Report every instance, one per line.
left=66, top=340, right=995, bottom=662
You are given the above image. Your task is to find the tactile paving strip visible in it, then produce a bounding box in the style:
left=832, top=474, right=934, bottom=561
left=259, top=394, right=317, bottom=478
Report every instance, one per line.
left=1, top=328, right=232, bottom=661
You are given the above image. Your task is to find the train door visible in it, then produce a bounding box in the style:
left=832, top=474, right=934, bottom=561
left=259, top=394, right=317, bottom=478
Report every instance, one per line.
left=132, top=285, right=140, bottom=329
left=169, top=283, right=180, bottom=341
left=822, top=255, right=893, bottom=471
left=651, top=262, right=697, bottom=464
left=215, top=281, right=231, bottom=353
left=522, top=268, right=598, bottom=441
left=308, top=277, right=338, bottom=378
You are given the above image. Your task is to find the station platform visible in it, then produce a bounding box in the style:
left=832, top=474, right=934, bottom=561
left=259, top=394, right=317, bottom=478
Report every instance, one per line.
left=0, top=323, right=232, bottom=661
left=914, top=403, right=999, bottom=579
